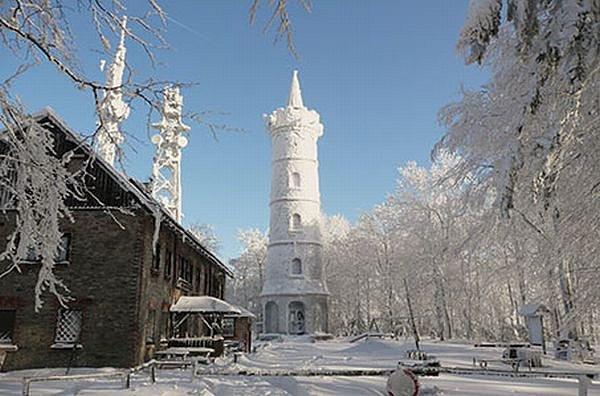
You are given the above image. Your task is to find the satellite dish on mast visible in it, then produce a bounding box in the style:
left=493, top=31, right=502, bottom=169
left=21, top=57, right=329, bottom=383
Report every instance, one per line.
left=178, top=136, right=188, bottom=148
left=151, top=135, right=162, bottom=145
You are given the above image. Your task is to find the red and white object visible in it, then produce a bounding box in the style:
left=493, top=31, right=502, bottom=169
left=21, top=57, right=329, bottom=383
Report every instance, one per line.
left=386, top=368, right=420, bottom=396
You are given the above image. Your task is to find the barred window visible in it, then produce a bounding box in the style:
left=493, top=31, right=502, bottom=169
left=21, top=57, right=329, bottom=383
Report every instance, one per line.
left=152, top=243, right=161, bottom=273
left=178, top=257, right=192, bottom=283
left=54, top=309, right=82, bottom=344
left=0, top=310, right=16, bottom=344
left=20, top=234, right=71, bottom=263
left=185, top=260, right=193, bottom=283
left=178, top=255, right=185, bottom=279
left=24, top=246, right=40, bottom=262
left=164, top=249, right=172, bottom=279
left=56, top=234, right=71, bottom=262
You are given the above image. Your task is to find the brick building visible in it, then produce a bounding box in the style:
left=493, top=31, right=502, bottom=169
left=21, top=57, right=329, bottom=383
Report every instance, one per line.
left=0, top=109, right=232, bottom=371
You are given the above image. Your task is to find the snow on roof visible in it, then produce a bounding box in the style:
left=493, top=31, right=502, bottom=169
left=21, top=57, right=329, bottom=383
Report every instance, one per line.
left=518, top=303, right=550, bottom=316
left=170, top=296, right=242, bottom=314
left=225, top=305, right=256, bottom=319
left=30, top=108, right=232, bottom=278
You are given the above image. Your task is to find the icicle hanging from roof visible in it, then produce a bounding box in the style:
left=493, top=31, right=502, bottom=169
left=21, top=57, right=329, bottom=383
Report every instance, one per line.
left=96, top=16, right=130, bottom=166
left=150, top=86, right=190, bottom=222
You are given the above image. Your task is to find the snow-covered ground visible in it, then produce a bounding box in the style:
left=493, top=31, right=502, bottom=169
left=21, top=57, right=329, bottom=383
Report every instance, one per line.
left=1, top=337, right=599, bottom=395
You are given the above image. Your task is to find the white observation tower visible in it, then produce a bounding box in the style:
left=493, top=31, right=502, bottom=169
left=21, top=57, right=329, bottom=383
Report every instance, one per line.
left=261, top=71, right=329, bottom=335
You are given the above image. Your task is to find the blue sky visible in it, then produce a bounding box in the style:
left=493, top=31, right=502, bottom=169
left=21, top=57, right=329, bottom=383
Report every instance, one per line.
left=1, top=1, right=489, bottom=260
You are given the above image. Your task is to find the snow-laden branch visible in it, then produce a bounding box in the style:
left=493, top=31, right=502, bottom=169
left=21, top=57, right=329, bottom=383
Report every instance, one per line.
left=0, top=94, right=77, bottom=311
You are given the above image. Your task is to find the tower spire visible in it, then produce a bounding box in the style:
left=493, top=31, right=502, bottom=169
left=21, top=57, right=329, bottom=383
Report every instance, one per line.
left=96, top=16, right=130, bottom=166
left=286, top=70, right=304, bottom=108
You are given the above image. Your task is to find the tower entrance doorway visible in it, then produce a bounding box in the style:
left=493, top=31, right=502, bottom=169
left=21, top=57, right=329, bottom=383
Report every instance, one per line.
left=288, top=301, right=305, bottom=335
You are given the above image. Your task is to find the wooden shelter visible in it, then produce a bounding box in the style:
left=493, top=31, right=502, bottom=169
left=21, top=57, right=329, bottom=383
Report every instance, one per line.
left=168, top=296, right=254, bottom=356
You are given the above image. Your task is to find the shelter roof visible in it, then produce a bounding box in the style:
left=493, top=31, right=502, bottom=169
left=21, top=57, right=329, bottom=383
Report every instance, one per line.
left=171, top=296, right=242, bottom=314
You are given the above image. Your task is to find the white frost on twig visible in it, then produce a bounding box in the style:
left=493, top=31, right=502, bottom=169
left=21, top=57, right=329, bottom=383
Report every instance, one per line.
left=0, top=102, right=76, bottom=311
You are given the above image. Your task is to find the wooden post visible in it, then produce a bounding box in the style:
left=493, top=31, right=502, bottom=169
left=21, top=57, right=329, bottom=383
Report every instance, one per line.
left=541, top=316, right=547, bottom=355
left=22, top=378, right=30, bottom=396
left=404, top=278, right=420, bottom=351
left=170, top=312, right=175, bottom=339
left=66, top=330, right=82, bottom=375
left=194, top=357, right=201, bottom=377
left=579, top=375, right=591, bottom=396
left=151, top=364, right=156, bottom=383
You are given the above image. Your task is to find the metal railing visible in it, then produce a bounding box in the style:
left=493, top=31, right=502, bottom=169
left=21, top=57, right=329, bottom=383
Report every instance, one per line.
left=22, top=371, right=128, bottom=396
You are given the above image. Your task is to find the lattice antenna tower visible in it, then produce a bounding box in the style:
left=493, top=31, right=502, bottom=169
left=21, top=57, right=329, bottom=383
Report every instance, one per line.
left=150, top=86, right=190, bottom=222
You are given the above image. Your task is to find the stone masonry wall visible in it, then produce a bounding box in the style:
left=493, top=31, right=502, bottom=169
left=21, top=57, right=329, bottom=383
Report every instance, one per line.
left=0, top=209, right=144, bottom=370
left=0, top=208, right=228, bottom=371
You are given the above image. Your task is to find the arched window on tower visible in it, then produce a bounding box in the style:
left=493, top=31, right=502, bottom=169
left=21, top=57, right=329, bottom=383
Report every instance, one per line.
left=291, top=258, right=302, bottom=275
left=291, top=213, right=302, bottom=230
left=291, top=172, right=301, bottom=188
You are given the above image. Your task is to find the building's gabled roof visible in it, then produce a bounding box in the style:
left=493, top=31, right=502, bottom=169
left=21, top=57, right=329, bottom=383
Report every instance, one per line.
left=30, top=107, right=233, bottom=277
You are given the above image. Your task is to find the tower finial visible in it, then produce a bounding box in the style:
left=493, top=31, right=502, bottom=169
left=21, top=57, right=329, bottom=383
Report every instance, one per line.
left=286, top=70, right=304, bottom=108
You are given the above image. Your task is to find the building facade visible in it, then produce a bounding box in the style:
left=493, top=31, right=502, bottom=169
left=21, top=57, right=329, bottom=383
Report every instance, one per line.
left=261, top=71, right=329, bottom=335
left=0, top=110, right=231, bottom=371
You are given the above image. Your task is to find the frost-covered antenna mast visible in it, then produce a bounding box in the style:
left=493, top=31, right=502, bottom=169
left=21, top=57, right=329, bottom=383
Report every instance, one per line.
left=96, top=16, right=130, bottom=166
left=151, top=86, right=190, bottom=222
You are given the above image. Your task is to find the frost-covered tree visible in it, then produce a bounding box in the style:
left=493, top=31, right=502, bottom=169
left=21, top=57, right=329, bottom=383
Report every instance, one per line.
left=227, top=229, right=268, bottom=316
left=438, top=0, right=600, bottom=333
left=188, top=223, right=221, bottom=254
left=249, top=0, right=312, bottom=57
left=323, top=152, right=534, bottom=341
left=321, top=214, right=365, bottom=334
left=0, top=100, right=78, bottom=311
left=390, top=152, right=487, bottom=340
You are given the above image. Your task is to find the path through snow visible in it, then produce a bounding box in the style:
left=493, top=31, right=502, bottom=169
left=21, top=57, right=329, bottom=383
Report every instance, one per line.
left=1, top=337, right=599, bottom=395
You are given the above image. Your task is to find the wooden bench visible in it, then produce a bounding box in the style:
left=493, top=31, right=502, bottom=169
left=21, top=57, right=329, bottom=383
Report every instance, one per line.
left=155, top=348, right=189, bottom=361
left=155, top=347, right=214, bottom=368
left=472, top=357, right=527, bottom=372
